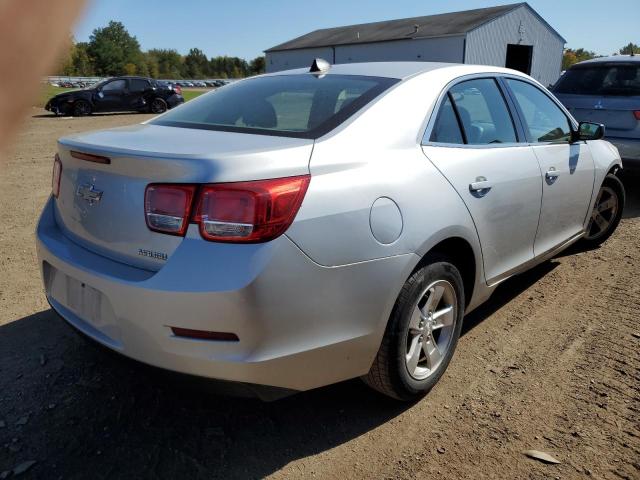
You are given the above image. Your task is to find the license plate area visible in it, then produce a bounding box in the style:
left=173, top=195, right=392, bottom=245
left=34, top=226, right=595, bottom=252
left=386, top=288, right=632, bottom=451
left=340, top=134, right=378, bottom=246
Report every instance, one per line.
left=45, top=262, right=121, bottom=343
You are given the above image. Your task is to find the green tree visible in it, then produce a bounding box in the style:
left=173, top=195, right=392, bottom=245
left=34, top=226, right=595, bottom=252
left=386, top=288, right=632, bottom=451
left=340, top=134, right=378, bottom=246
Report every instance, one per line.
left=71, top=42, right=94, bottom=76
left=184, top=48, right=209, bottom=78
left=619, top=42, right=639, bottom=55
left=562, top=48, right=597, bottom=70
left=87, top=21, right=144, bottom=76
left=249, top=56, right=265, bottom=75
left=148, top=48, right=184, bottom=78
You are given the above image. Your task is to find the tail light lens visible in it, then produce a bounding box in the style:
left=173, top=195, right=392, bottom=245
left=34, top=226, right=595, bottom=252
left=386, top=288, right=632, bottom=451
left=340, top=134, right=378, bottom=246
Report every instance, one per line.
left=173, top=85, right=182, bottom=95
left=144, top=184, right=196, bottom=236
left=52, top=153, right=62, bottom=198
left=192, top=175, right=310, bottom=243
left=633, top=110, right=640, bottom=121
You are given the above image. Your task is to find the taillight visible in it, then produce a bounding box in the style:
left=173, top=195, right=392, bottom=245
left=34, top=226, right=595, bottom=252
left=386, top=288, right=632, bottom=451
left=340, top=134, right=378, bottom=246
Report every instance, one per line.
left=144, top=184, right=197, bottom=236
left=52, top=153, right=62, bottom=198
left=193, top=175, right=310, bottom=243
left=633, top=110, right=640, bottom=121
left=174, top=85, right=182, bottom=95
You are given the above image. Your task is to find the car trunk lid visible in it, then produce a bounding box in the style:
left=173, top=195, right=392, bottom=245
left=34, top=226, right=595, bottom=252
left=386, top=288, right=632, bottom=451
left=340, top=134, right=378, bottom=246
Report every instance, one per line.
left=54, top=123, right=313, bottom=270
left=557, top=93, right=640, bottom=138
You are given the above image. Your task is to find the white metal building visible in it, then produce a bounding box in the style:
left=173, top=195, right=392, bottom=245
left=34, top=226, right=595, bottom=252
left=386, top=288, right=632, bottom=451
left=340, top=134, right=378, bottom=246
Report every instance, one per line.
left=265, top=3, right=565, bottom=87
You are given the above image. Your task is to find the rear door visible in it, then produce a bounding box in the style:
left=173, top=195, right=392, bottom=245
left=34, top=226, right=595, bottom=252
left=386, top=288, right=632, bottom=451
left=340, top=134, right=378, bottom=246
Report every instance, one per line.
left=505, top=78, right=595, bottom=256
left=422, top=77, right=542, bottom=284
left=124, top=78, right=151, bottom=111
left=94, top=79, right=127, bottom=112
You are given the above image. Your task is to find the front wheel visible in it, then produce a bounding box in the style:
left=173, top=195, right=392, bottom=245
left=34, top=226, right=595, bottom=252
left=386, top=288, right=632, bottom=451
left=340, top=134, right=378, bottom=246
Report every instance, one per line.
left=72, top=100, right=91, bottom=116
left=581, top=173, right=625, bottom=248
left=363, top=256, right=465, bottom=401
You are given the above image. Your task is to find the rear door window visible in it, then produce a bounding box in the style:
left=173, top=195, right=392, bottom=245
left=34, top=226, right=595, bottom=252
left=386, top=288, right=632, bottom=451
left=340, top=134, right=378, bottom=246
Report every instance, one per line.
left=129, top=79, right=150, bottom=92
left=506, top=79, right=572, bottom=142
left=428, top=78, right=517, bottom=145
left=429, top=95, right=464, bottom=144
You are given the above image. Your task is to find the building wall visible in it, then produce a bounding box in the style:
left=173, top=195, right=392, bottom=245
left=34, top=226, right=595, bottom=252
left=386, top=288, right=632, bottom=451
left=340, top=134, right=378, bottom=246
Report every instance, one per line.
left=266, top=46, right=334, bottom=73
left=334, top=36, right=465, bottom=64
left=266, top=36, right=464, bottom=73
left=465, top=5, right=564, bottom=87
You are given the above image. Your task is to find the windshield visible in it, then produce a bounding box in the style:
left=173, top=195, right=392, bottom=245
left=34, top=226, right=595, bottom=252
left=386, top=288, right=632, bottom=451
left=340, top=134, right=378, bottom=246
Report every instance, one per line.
left=150, top=74, right=398, bottom=139
left=554, top=63, right=640, bottom=96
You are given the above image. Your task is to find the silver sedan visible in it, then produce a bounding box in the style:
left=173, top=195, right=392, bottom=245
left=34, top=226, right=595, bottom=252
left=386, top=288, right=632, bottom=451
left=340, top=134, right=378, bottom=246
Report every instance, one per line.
left=36, top=60, right=625, bottom=400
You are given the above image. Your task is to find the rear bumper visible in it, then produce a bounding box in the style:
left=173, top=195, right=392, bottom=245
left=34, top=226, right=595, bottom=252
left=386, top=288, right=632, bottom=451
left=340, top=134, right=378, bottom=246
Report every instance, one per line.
left=36, top=197, right=415, bottom=391
left=166, top=94, right=184, bottom=108
left=607, top=136, right=640, bottom=166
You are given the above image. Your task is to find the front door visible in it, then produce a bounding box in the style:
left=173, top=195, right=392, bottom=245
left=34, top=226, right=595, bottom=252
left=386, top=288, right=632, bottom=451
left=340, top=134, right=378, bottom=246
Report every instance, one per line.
left=422, top=78, right=542, bottom=284
left=504, top=78, right=595, bottom=256
left=94, top=79, right=127, bottom=112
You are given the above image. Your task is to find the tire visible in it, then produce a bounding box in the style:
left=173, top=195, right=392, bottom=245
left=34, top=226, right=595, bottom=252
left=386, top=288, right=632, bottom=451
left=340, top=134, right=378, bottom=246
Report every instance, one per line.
left=150, top=97, right=167, bottom=114
left=581, top=173, right=625, bottom=248
left=363, top=255, right=465, bottom=401
left=72, top=100, right=91, bottom=116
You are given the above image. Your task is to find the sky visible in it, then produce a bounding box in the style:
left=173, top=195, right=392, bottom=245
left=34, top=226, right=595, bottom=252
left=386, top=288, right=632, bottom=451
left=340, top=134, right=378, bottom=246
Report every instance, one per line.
left=74, top=0, right=640, bottom=60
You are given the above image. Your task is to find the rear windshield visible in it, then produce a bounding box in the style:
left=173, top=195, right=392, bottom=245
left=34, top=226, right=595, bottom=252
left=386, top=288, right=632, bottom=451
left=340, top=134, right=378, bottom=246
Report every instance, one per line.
left=150, top=74, right=398, bottom=139
left=553, top=63, right=640, bottom=96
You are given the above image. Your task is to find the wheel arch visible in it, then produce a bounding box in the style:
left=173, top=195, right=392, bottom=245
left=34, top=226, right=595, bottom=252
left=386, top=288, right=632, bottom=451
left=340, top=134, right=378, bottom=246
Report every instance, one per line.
left=413, top=234, right=482, bottom=310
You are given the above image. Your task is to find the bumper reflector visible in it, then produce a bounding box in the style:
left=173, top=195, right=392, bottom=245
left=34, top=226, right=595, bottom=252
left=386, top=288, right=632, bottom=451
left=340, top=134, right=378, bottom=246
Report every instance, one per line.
left=170, top=327, right=239, bottom=342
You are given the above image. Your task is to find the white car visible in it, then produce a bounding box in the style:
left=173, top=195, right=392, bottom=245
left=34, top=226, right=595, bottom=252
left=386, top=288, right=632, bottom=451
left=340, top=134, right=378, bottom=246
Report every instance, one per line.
left=36, top=61, right=624, bottom=400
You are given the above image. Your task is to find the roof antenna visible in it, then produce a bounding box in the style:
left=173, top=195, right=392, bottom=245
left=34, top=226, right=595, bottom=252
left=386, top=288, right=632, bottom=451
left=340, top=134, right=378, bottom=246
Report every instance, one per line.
left=309, top=58, right=331, bottom=74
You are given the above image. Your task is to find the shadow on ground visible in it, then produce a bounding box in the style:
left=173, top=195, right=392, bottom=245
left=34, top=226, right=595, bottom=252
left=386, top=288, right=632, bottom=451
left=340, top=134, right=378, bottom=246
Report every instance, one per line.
left=1, top=171, right=638, bottom=479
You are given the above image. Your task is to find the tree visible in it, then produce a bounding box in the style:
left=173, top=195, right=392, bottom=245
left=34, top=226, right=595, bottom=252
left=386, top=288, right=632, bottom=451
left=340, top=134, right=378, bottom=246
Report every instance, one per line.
left=148, top=48, right=184, bottom=78
left=249, top=56, right=265, bottom=75
left=183, top=48, right=209, bottom=78
left=71, top=42, right=94, bottom=76
left=562, top=48, right=597, bottom=70
left=87, top=21, right=145, bottom=76
left=619, top=42, right=639, bottom=55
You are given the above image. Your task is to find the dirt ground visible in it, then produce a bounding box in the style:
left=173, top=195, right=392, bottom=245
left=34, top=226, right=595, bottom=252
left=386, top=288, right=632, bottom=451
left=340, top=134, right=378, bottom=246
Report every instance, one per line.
left=0, top=110, right=639, bottom=480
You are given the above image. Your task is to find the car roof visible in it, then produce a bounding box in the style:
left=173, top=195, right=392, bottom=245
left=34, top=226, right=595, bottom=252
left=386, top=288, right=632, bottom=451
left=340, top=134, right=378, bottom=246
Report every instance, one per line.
left=574, top=55, right=640, bottom=66
left=262, top=61, right=528, bottom=80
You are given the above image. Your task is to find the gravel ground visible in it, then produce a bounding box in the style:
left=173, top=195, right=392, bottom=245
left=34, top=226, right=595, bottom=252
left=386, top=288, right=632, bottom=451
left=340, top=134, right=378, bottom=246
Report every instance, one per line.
left=0, top=110, right=639, bottom=479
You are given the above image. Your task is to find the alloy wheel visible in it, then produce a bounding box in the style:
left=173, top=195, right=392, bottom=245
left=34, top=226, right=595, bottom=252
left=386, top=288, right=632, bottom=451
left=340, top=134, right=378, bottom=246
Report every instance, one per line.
left=585, top=186, right=619, bottom=241
left=405, top=279, right=458, bottom=380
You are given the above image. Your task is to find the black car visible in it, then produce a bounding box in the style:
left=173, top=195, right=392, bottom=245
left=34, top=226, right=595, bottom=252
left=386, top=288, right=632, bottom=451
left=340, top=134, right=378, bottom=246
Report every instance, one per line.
left=45, top=76, right=184, bottom=116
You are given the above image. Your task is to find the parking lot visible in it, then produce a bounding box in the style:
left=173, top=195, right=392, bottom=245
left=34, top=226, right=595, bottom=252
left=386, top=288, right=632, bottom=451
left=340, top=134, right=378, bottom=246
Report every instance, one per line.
left=0, top=109, right=638, bottom=479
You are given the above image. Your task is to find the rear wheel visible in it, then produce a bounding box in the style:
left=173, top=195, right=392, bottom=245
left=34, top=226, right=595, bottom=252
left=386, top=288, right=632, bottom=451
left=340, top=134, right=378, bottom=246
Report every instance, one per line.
left=150, top=97, right=167, bottom=114
left=72, top=100, right=91, bottom=116
left=582, top=174, right=625, bottom=247
left=363, top=256, right=465, bottom=401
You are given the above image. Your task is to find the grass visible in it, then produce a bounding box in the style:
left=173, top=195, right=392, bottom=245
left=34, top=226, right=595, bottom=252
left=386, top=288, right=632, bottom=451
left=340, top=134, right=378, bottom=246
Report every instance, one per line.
left=37, top=85, right=207, bottom=108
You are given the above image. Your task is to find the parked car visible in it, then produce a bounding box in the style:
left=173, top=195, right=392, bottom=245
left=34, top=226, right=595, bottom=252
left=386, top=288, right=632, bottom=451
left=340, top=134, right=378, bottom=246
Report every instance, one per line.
left=45, top=76, right=184, bottom=116
left=553, top=55, right=640, bottom=168
left=37, top=61, right=624, bottom=400
left=59, top=81, right=75, bottom=88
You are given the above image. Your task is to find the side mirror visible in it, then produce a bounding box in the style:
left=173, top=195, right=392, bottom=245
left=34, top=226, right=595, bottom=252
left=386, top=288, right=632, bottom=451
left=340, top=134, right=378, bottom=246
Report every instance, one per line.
left=574, top=122, right=605, bottom=141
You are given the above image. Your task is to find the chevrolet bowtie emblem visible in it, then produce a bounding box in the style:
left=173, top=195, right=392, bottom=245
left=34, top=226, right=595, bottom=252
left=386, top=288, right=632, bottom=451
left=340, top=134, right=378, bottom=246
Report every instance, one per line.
left=76, top=183, right=103, bottom=205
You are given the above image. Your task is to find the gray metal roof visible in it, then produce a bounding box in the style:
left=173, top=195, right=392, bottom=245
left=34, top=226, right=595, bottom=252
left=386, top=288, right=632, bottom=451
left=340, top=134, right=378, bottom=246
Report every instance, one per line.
left=266, top=3, right=532, bottom=52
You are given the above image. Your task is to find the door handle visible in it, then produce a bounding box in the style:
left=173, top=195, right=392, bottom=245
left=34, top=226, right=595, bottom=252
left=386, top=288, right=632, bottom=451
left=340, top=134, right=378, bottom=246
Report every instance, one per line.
left=469, top=177, right=493, bottom=193
left=545, top=168, right=560, bottom=184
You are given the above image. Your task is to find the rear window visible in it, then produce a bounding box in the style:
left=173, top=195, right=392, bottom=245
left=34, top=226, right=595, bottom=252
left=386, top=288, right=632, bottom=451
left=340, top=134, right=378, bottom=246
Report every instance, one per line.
left=554, top=63, right=640, bottom=96
left=150, top=74, right=398, bottom=139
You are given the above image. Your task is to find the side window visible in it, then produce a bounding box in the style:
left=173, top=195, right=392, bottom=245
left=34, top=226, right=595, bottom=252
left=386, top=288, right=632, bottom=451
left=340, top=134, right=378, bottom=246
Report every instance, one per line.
left=448, top=79, right=518, bottom=145
left=129, top=79, right=150, bottom=92
left=102, top=79, right=126, bottom=92
left=429, top=95, right=464, bottom=144
left=506, top=79, right=572, bottom=143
